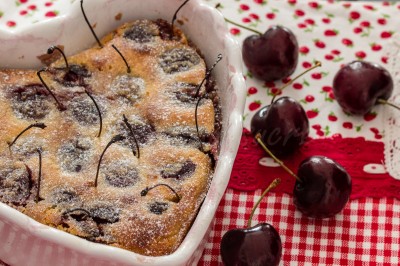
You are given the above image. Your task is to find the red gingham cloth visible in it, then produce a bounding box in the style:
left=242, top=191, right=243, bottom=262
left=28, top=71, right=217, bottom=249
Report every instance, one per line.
left=198, top=190, right=400, bottom=265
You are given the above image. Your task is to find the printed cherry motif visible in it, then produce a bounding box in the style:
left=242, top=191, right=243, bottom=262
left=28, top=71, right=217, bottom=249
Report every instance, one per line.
left=6, top=21, right=17, bottom=27
left=45, top=11, right=58, bottom=17
left=349, top=11, right=361, bottom=21
left=355, top=51, right=367, bottom=59
left=249, top=101, right=261, bottom=111
left=220, top=179, right=282, bottom=266
left=342, top=38, right=353, bottom=47
left=343, top=122, right=353, bottom=129
left=360, top=21, right=371, bottom=28
left=254, top=0, right=266, bottom=4
left=328, top=112, right=338, bottom=122
left=363, top=4, right=375, bottom=11
left=322, top=17, right=331, bottom=24
left=324, top=29, right=338, bottom=36
left=299, top=46, right=310, bottom=55
left=248, top=87, right=258, bottom=95
left=305, top=95, right=315, bottom=103
left=302, top=61, right=312, bottom=68
left=230, top=28, right=240, bottom=35
left=377, top=18, right=387, bottom=25
left=363, top=112, right=377, bottom=121
left=325, top=54, right=334, bottom=61
left=370, top=43, right=382, bottom=51
left=306, top=109, right=319, bottom=119
left=314, top=39, right=326, bottom=49
left=293, top=83, right=303, bottom=90
left=353, top=27, right=363, bottom=34
left=239, top=4, right=250, bottom=11
left=380, top=31, right=393, bottom=39
left=311, top=72, right=322, bottom=79
left=308, top=2, right=320, bottom=9
left=266, top=13, right=276, bottom=19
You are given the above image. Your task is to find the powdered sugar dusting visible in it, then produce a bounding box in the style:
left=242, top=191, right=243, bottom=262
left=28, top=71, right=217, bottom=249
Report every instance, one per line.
left=0, top=19, right=220, bottom=256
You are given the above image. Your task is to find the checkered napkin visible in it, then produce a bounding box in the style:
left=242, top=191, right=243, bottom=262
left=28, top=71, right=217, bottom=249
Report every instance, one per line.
left=199, top=190, right=400, bottom=265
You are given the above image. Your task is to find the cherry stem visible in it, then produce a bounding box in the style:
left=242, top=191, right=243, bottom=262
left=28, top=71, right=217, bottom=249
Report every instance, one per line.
left=47, top=46, right=69, bottom=70
left=62, top=208, right=91, bottom=218
left=111, top=45, right=131, bottom=73
left=215, top=4, right=262, bottom=35
left=271, top=61, right=322, bottom=104
left=80, top=0, right=103, bottom=48
left=247, top=178, right=280, bottom=228
left=255, top=133, right=301, bottom=183
left=377, top=98, right=400, bottom=111
left=141, top=184, right=181, bottom=203
left=195, top=96, right=204, bottom=151
left=195, top=53, right=223, bottom=98
left=8, top=123, right=47, bottom=149
left=171, top=0, right=191, bottom=30
left=122, top=114, right=140, bottom=159
left=84, top=89, right=102, bottom=138
left=94, top=134, right=126, bottom=187
left=35, top=148, right=42, bottom=203
left=37, top=69, right=66, bottom=110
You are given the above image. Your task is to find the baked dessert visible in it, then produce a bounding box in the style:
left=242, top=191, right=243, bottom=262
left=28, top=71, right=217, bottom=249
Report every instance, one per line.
left=0, top=19, right=220, bottom=256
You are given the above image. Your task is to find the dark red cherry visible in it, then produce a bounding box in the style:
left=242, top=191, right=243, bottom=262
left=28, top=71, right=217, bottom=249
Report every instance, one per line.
left=220, top=179, right=281, bottom=266
left=220, top=223, right=282, bottom=266
left=250, top=105, right=269, bottom=136
left=333, top=60, right=393, bottom=115
left=258, top=97, right=309, bottom=157
left=293, top=156, right=351, bottom=218
left=242, top=26, right=299, bottom=82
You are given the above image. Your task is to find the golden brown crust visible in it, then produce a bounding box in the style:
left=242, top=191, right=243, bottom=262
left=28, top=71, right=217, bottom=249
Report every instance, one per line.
left=0, top=19, right=218, bottom=256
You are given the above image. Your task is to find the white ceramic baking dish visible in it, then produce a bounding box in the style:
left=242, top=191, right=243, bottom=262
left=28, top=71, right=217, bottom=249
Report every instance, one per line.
left=0, top=0, right=245, bottom=265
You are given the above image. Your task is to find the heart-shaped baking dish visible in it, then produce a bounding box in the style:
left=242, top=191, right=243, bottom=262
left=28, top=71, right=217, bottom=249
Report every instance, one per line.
left=0, top=0, right=245, bottom=265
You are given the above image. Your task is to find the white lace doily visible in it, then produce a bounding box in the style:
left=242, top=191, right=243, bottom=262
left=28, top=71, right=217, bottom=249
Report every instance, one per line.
left=384, top=34, right=400, bottom=180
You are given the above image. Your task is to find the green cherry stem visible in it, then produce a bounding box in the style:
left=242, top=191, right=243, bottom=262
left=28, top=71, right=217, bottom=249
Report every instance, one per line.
left=255, top=133, right=301, bottom=183
left=270, top=61, right=322, bottom=104
left=247, top=178, right=280, bottom=228
left=377, top=99, right=400, bottom=111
